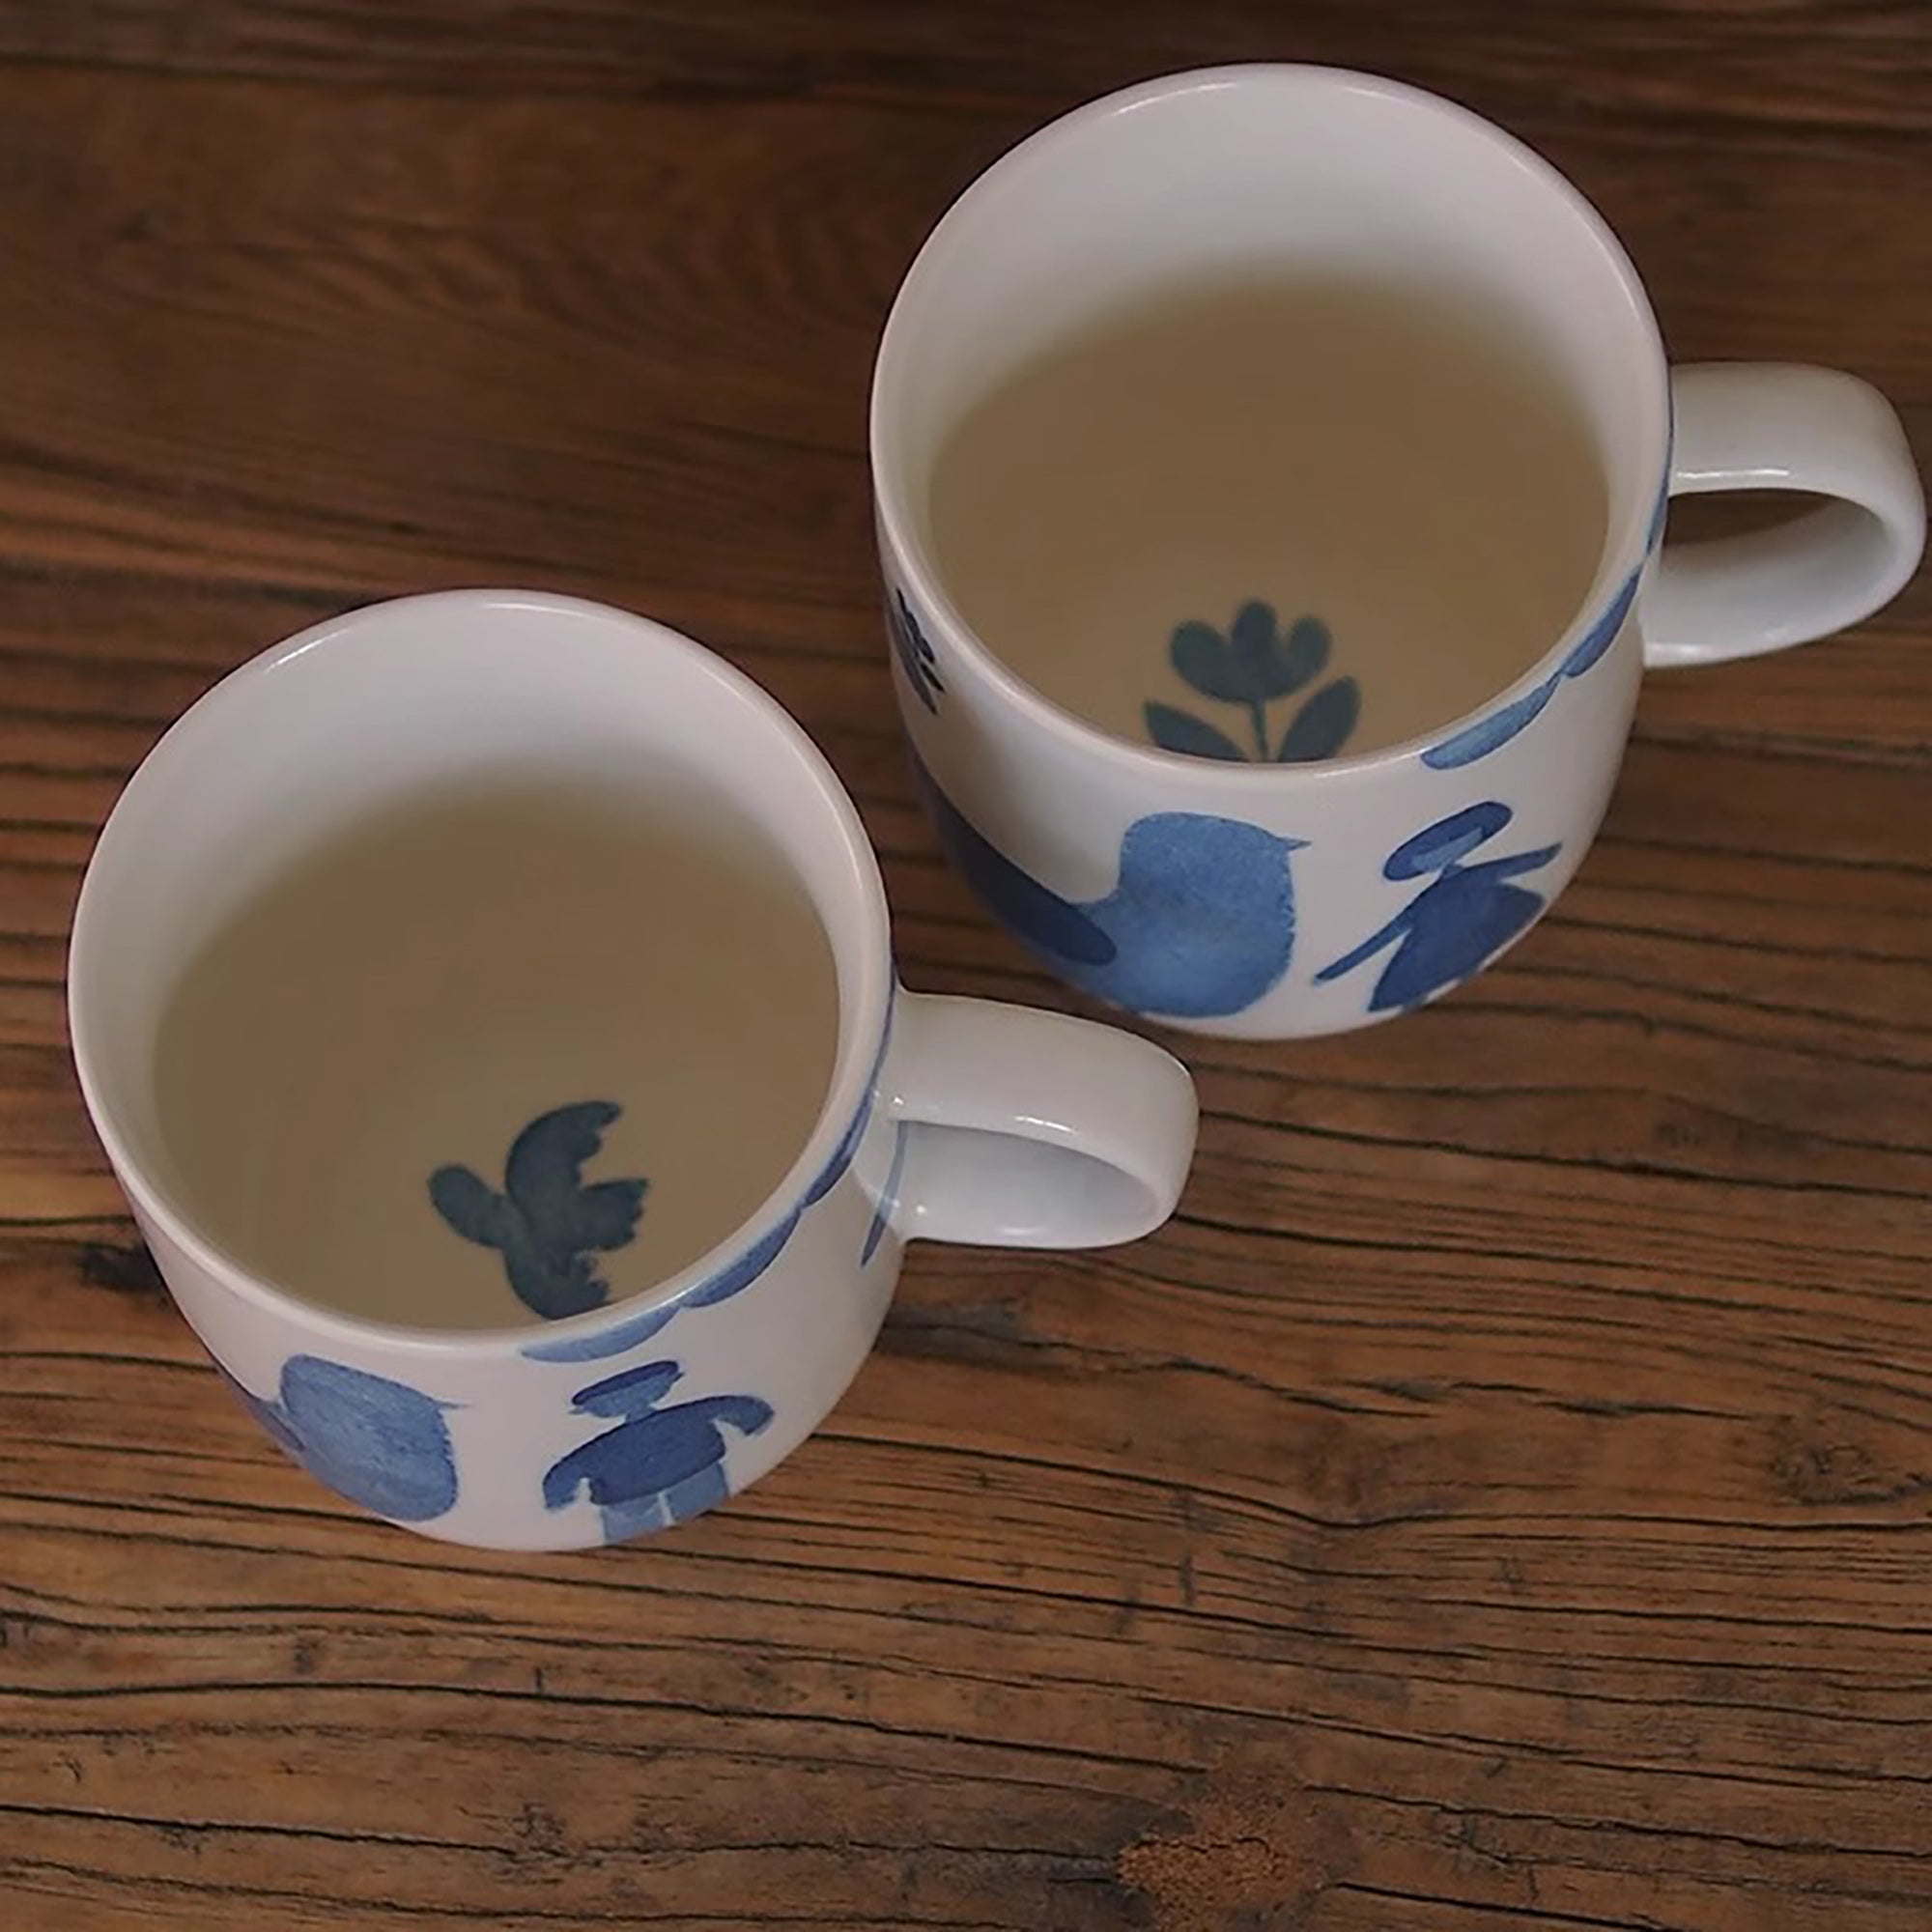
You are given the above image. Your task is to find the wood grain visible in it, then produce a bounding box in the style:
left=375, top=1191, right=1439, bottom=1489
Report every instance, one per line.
left=1, top=4, right=1928, bottom=1927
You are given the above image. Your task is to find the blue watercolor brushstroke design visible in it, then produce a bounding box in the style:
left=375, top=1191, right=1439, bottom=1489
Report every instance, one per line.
left=522, top=994, right=895, bottom=1363
left=429, top=1100, right=646, bottom=1321
left=541, top=1359, right=774, bottom=1543
left=1422, top=567, right=1643, bottom=771
left=913, top=753, right=1301, bottom=1020
left=888, top=589, right=945, bottom=713
left=861, top=1121, right=912, bottom=1265
left=1315, top=802, right=1561, bottom=1012
left=227, top=1355, right=459, bottom=1522
left=1146, top=601, right=1360, bottom=763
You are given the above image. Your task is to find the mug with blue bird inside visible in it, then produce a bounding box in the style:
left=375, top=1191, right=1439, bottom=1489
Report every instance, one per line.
left=871, top=67, right=1924, bottom=1038
left=68, top=591, right=1198, bottom=1550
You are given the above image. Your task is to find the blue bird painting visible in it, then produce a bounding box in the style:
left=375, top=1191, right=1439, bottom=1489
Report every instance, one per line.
left=1315, top=802, right=1561, bottom=1012
left=913, top=756, right=1302, bottom=1020
left=542, top=1359, right=774, bottom=1542
left=429, top=1100, right=646, bottom=1321
left=226, top=1354, right=459, bottom=1522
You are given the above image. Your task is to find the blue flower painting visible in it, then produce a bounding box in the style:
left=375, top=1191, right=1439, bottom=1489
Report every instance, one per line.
left=1315, top=802, right=1561, bottom=1012
left=542, top=1360, right=774, bottom=1542
left=888, top=588, right=945, bottom=714
left=430, top=1101, right=646, bottom=1321
left=914, top=755, right=1302, bottom=1020
left=1146, top=601, right=1359, bottom=763
left=229, top=1355, right=459, bottom=1522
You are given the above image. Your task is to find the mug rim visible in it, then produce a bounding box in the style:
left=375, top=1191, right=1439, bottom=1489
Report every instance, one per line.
left=869, top=62, right=1673, bottom=783
left=67, top=588, right=896, bottom=1360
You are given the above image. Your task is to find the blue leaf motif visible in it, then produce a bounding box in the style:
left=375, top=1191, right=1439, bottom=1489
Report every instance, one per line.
left=516, top=1004, right=895, bottom=1365
left=1275, top=676, right=1361, bottom=762
left=1421, top=679, right=1557, bottom=771
left=1144, top=701, right=1246, bottom=761
left=1421, top=566, right=1641, bottom=769
left=1558, top=568, right=1640, bottom=679
left=521, top=1303, right=678, bottom=1363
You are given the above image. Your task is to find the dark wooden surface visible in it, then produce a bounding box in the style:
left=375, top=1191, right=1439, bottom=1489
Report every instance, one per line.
left=2, top=4, right=1929, bottom=1927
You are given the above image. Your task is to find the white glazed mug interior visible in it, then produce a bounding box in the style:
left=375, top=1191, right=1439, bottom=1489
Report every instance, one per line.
left=873, top=64, right=1671, bottom=767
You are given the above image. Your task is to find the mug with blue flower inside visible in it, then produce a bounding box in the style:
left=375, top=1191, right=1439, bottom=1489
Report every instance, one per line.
left=872, top=66, right=1924, bottom=1037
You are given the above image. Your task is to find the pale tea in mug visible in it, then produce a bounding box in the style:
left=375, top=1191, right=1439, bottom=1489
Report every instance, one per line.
left=926, top=273, right=1607, bottom=761
left=152, top=774, right=838, bottom=1331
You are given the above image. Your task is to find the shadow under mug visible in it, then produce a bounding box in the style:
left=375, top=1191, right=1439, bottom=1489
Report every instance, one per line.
left=68, top=592, right=1198, bottom=1550
left=871, top=66, right=1925, bottom=1040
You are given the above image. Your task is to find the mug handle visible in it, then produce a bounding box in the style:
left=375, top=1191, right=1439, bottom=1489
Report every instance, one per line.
left=879, top=992, right=1197, bottom=1248
left=1642, top=363, right=1925, bottom=668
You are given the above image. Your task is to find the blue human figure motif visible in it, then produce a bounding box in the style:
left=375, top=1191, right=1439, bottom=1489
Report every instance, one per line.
left=542, top=1361, right=774, bottom=1542
left=912, top=754, right=1303, bottom=1020
left=1316, top=803, right=1562, bottom=1013
left=225, top=1355, right=459, bottom=1522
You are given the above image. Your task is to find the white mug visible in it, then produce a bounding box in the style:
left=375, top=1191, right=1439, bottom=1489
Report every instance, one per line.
left=871, top=66, right=1925, bottom=1038
left=68, top=591, right=1198, bottom=1550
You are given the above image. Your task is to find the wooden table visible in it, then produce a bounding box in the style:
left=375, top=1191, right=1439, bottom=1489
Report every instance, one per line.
left=2, top=5, right=1927, bottom=1927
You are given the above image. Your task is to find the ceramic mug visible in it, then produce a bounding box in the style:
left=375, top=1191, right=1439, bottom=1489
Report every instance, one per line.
left=871, top=66, right=1925, bottom=1039
left=68, top=591, right=1198, bottom=1550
